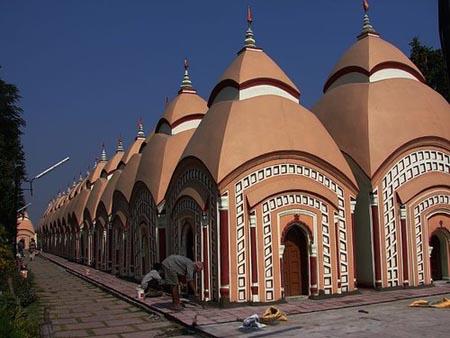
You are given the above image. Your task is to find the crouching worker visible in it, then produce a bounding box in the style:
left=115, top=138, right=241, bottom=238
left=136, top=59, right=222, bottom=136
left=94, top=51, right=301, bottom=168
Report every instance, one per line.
left=140, top=263, right=163, bottom=297
left=161, top=255, right=203, bottom=311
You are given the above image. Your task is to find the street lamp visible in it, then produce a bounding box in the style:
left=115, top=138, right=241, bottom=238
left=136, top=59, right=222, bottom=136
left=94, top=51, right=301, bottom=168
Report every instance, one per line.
left=25, top=156, right=70, bottom=196
left=17, top=202, right=32, bottom=213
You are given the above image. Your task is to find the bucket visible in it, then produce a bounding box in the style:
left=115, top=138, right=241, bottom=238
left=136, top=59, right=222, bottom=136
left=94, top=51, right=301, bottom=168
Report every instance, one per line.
left=20, top=270, right=28, bottom=279
left=136, top=287, right=145, bottom=300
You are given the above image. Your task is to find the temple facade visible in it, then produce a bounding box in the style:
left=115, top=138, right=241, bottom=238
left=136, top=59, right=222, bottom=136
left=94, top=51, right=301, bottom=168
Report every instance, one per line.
left=17, top=212, right=35, bottom=250
left=37, top=5, right=450, bottom=304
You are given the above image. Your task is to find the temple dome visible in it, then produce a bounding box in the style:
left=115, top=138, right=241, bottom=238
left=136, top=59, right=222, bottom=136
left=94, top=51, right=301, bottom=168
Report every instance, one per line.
left=184, top=94, right=357, bottom=187
left=136, top=129, right=196, bottom=205
left=323, top=33, right=425, bottom=92
left=157, top=93, right=207, bottom=133
left=314, top=78, right=450, bottom=178
left=155, top=60, right=208, bottom=136
left=17, top=213, right=34, bottom=234
left=183, top=15, right=357, bottom=188
left=136, top=61, right=208, bottom=204
left=208, top=48, right=300, bottom=106
left=314, top=8, right=450, bottom=179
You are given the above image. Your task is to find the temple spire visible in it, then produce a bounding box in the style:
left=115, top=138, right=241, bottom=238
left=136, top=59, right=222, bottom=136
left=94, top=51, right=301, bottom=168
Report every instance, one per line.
left=100, top=143, right=107, bottom=161
left=244, top=6, right=256, bottom=48
left=180, top=58, right=193, bottom=90
left=136, top=119, right=145, bottom=139
left=116, top=137, right=124, bottom=152
left=358, top=0, right=379, bottom=39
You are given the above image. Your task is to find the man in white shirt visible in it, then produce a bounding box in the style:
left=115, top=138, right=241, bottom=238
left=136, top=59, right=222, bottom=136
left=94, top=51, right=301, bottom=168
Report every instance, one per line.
left=140, top=263, right=163, bottom=297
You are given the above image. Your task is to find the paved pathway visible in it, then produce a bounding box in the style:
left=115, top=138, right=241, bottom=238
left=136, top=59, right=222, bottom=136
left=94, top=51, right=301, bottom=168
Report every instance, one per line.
left=40, top=253, right=450, bottom=337
left=30, top=256, right=198, bottom=337
left=202, top=294, right=450, bottom=337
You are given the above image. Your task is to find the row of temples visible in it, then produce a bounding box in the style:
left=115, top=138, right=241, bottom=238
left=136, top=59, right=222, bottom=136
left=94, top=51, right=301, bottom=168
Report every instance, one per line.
left=37, top=5, right=450, bottom=304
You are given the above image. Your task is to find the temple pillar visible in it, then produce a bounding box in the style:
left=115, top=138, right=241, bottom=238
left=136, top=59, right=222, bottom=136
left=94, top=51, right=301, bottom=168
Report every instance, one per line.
left=107, top=221, right=112, bottom=272
left=279, top=245, right=285, bottom=299
left=102, top=228, right=107, bottom=270
left=350, top=199, right=358, bottom=288
left=218, top=195, right=230, bottom=303
left=400, top=205, right=409, bottom=286
left=310, top=243, right=319, bottom=296
left=370, top=192, right=382, bottom=288
left=334, top=214, right=342, bottom=294
left=250, top=214, right=259, bottom=302
left=202, top=214, right=210, bottom=300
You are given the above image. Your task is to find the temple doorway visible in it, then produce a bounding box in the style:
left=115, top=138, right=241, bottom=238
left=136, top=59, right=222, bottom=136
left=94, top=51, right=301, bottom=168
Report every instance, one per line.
left=430, top=234, right=442, bottom=281
left=283, top=226, right=309, bottom=296
left=182, top=222, right=195, bottom=260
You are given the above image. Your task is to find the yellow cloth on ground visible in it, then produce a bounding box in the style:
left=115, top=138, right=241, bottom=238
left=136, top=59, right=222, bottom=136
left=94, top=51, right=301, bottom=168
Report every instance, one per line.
left=261, top=306, right=288, bottom=323
left=431, top=297, right=450, bottom=308
left=409, top=297, right=450, bottom=308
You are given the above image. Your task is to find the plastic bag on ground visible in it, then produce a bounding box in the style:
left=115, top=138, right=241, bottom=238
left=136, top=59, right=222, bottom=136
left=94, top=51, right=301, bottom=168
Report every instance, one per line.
left=240, top=314, right=266, bottom=329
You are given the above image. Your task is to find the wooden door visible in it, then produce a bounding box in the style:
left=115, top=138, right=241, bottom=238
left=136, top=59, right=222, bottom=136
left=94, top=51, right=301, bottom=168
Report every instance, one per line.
left=283, top=226, right=308, bottom=296
left=430, top=235, right=442, bottom=281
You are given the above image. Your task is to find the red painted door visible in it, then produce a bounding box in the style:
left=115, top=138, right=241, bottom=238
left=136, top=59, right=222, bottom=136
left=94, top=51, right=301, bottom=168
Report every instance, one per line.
left=284, top=237, right=302, bottom=296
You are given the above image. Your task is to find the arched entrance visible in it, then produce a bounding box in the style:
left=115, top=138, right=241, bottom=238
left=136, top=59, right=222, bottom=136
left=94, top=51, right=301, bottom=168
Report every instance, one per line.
left=283, top=226, right=309, bottom=296
left=428, top=213, right=450, bottom=282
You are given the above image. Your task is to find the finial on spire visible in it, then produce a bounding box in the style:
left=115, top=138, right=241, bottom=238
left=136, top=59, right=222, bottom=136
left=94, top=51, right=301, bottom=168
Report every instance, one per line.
left=100, top=143, right=107, bottom=161
left=244, top=6, right=256, bottom=48
left=116, top=137, right=124, bottom=152
left=180, top=58, right=193, bottom=90
left=363, top=0, right=369, bottom=13
left=137, top=119, right=145, bottom=139
left=79, top=171, right=83, bottom=182
left=358, top=0, right=378, bottom=39
left=165, top=96, right=169, bottom=106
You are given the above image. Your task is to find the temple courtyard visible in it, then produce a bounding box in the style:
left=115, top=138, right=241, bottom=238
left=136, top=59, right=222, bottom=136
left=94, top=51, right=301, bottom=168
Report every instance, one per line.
left=30, top=255, right=450, bottom=337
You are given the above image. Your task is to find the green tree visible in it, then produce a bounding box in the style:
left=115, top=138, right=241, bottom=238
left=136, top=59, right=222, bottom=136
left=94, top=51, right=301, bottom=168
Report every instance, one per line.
left=0, top=70, right=26, bottom=251
left=409, top=37, right=449, bottom=101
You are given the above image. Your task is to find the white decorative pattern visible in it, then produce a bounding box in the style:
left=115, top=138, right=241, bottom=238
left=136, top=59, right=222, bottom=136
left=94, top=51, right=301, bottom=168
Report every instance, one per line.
left=413, top=194, right=450, bottom=284
left=165, top=166, right=219, bottom=301
left=235, top=163, right=349, bottom=300
left=261, top=193, right=332, bottom=300
left=381, top=150, right=450, bottom=287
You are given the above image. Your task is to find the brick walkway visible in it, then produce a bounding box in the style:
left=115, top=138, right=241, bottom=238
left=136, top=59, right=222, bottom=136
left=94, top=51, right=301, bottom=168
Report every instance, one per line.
left=41, top=253, right=450, bottom=336
left=30, top=255, right=198, bottom=337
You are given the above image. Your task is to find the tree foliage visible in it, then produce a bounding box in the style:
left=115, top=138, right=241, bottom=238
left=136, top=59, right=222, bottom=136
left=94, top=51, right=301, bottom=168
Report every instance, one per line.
left=0, top=70, right=26, bottom=249
left=409, top=37, right=450, bottom=101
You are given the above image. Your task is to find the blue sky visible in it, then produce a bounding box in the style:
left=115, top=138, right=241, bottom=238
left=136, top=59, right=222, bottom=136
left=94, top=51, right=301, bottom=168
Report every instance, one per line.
left=0, top=1, right=441, bottom=223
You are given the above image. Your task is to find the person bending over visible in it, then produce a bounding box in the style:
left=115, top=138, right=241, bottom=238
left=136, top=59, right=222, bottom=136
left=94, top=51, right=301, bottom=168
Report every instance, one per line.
left=140, top=263, right=163, bottom=297
left=161, top=255, right=203, bottom=311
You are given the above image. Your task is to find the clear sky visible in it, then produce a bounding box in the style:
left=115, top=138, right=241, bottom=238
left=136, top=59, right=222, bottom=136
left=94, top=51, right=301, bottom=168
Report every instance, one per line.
left=0, top=1, right=441, bottom=224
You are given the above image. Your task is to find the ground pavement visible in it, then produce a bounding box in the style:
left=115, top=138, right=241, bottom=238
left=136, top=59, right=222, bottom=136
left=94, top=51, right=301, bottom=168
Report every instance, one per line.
left=40, top=253, right=450, bottom=337
left=202, top=294, right=450, bottom=337
left=30, top=256, right=198, bottom=337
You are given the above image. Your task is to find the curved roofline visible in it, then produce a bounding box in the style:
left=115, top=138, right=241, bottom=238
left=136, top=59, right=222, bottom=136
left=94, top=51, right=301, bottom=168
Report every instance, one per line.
left=324, top=61, right=426, bottom=92
left=171, top=113, right=205, bottom=128
left=371, top=136, right=450, bottom=184
left=218, top=150, right=358, bottom=194
left=208, top=77, right=300, bottom=107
